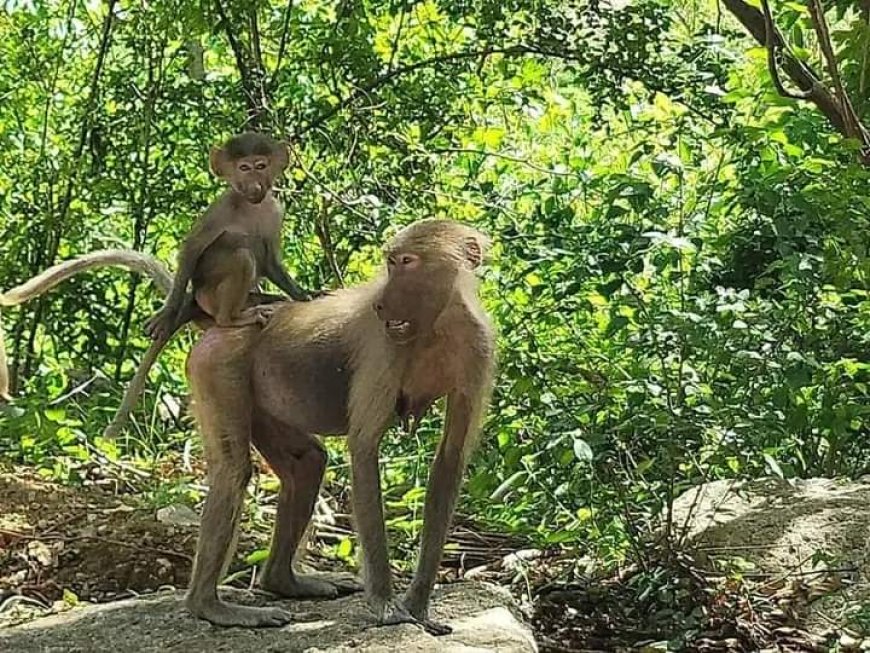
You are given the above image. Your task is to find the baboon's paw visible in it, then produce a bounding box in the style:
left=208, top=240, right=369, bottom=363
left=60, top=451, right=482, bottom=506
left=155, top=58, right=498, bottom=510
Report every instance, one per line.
left=262, top=573, right=360, bottom=599
left=188, top=600, right=293, bottom=628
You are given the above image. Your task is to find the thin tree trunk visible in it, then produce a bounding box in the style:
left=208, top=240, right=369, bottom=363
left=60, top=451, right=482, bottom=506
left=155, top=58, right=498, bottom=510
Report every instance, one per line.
left=114, top=21, right=163, bottom=382
left=21, top=0, right=117, bottom=379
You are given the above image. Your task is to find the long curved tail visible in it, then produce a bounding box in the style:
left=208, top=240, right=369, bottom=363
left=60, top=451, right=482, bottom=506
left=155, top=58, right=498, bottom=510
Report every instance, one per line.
left=0, top=249, right=172, bottom=307
left=0, top=249, right=172, bottom=402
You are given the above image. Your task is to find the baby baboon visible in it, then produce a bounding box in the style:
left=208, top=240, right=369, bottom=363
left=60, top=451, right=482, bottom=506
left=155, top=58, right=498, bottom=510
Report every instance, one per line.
left=106, top=132, right=319, bottom=437
left=147, top=132, right=314, bottom=339
left=0, top=133, right=320, bottom=435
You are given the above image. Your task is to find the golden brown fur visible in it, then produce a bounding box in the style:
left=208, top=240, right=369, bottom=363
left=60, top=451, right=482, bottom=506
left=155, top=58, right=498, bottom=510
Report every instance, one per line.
left=183, top=218, right=495, bottom=632
left=0, top=219, right=495, bottom=634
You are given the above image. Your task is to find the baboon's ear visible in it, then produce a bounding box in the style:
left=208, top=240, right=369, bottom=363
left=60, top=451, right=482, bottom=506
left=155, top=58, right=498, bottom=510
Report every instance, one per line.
left=273, top=142, right=290, bottom=172
left=463, top=236, right=486, bottom=269
left=209, top=146, right=231, bottom=178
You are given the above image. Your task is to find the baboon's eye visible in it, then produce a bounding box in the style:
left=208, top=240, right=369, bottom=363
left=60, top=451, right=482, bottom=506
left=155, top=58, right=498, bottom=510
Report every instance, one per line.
left=239, top=162, right=252, bottom=172
left=255, top=161, right=267, bottom=170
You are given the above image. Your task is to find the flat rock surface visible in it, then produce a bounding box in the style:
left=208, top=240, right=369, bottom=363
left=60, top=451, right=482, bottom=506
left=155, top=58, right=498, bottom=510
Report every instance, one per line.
left=0, top=581, right=538, bottom=652
left=671, top=476, right=870, bottom=576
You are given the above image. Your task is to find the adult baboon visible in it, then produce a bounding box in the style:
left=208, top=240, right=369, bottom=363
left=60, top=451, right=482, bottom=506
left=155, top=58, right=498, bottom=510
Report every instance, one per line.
left=184, top=218, right=495, bottom=633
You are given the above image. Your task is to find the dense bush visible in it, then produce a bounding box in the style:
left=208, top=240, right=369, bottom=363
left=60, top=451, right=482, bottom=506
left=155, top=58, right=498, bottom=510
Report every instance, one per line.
left=0, top=0, right=867, bottom=563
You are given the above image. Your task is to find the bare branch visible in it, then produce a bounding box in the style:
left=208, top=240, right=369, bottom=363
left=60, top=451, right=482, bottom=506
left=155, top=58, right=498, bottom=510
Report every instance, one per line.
left=760, top=0, right=812, bottom=100
left=808, top=0, right=869, bottom=147
left=271, top=0, right=294, bottom=85
left=214, top=0, right=250, bottom=83
left=21, top=0, right=118, bottom=380
left=249, top=3, right=264, bottom=74
left=214, top=0, right=268, bottom=129
left=315, top=197, right=345, bottom=288
left=862, top=2, right=870, bottom=100
left=721, top=0, right=847, bottom=135
left=387, top=2, right=406, bottom=72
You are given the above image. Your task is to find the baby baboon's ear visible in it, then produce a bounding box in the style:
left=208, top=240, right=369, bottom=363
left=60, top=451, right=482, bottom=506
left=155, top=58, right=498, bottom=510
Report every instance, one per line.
left=209, top=146, right=231, bottom=178
left=463, top=235, right=487, bottom=269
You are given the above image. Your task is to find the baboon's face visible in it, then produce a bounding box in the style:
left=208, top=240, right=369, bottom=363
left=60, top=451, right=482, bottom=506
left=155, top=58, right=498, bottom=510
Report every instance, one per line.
left=226, top=155, right=274, bottom=203
left=209, top=139, right=289, bottom=205
left=373, top=249, right=457, bottom=344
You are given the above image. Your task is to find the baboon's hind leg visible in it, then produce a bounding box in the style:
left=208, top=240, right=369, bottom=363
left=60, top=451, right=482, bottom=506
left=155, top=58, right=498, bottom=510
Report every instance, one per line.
left=253, top=413, right=360, bottom=598
left=184, top=331, right=293, bottom=628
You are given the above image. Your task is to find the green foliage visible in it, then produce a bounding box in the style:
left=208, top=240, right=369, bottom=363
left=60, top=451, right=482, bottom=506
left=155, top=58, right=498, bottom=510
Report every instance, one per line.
left=0, top=0, right=867, bottom=566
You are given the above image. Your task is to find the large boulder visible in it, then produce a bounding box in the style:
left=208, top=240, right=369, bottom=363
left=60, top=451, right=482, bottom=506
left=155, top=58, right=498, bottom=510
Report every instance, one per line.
left=0, top=581, right=538, bottom=652
left=671, top=476, right=870, bottom=638
left=671, top=477, right=870, bottom=577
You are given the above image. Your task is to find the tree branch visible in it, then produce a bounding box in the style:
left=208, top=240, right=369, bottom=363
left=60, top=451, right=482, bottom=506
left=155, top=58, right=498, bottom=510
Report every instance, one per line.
left=314, top=197, right=344, bottom=288
left=808, top=0, right=868, bottom=146
left=721, top=0, right=847, bottom=135
left=760, top=0, right=812, bottom=100
left=861, top=1, right=870, bottom=103
left=249, top=3, right=264, bottom=74
left=292, top=45, right=535, bottom=138
left=214, top=0, right=268, bottom=129
left=271, top=0, right=294, bottom=85
left=23, top=0, right=117, bottom=379
left=214, top=0, right=250, bottom=83
left=387, top=2, right=406, bottom=72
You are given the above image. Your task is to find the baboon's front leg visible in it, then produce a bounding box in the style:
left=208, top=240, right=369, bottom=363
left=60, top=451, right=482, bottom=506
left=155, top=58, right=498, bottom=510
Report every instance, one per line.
left=348, top=434, right=407, bottom=619
left=401, top=393, right=478, bottom=635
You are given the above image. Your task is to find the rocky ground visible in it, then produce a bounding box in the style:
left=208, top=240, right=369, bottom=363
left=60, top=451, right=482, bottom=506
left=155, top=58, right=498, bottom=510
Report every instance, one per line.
left=0, top=583, right=537, bottom=652
left=3, top=467, right=870, bottom=651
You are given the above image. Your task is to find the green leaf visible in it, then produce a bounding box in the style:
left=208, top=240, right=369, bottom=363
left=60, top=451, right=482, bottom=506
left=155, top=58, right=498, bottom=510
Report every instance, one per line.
left=763, top=453, right=784, bottom=479
left=63, top=588, right=79, bottom=606
left=573, top=437, right=593, bottom=463
left=245, top=548, right=270, bottom=565
left=44, top=407, right=66, bottom=423
left=336, top=538, right=354, bottom=559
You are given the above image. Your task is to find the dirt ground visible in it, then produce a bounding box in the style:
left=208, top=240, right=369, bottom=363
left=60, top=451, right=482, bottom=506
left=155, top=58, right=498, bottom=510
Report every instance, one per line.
left=0, top=463, right=524, bottom=627
left=0, top=466, right=200, bottom=609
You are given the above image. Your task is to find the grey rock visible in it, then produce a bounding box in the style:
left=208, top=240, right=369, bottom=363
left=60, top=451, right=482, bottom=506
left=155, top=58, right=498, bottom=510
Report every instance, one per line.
left=0, top=581, right=537, bottom=652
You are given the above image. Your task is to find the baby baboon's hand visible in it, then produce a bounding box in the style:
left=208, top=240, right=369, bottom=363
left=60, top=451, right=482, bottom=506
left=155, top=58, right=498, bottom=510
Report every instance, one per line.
left=146, top=309, right=174, bottom=341
left=254, top=305, right=277, bottom=326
